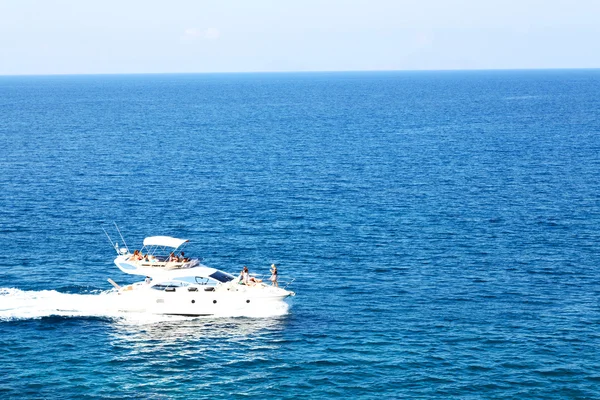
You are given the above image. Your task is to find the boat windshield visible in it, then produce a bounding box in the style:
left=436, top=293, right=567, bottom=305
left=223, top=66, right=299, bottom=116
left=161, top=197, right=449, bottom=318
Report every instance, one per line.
left=172, top=276, right=211, bottom=285
left=209, top=271, right=235, bottom=283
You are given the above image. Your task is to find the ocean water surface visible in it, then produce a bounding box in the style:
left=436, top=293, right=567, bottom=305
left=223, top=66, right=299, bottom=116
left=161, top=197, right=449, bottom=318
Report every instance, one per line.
left=1, top=70, right=600, bottom=398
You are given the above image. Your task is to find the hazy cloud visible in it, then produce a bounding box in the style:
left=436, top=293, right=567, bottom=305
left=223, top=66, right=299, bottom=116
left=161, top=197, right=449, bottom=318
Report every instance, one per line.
left=181, top=28, right=220, bottom=41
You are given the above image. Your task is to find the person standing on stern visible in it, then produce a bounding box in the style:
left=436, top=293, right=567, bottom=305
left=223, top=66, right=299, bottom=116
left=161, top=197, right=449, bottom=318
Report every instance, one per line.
left=270, top=264, right=278, bottom=287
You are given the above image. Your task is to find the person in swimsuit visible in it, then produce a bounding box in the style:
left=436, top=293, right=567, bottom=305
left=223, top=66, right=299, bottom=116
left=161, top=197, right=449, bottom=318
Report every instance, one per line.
left=270, top=264, right=278, bottom=287
left=129, top=250, right=143, bottom=261
left=241, top=266, right=262, bottom=285
left=242, top=266, right=250, bottom=285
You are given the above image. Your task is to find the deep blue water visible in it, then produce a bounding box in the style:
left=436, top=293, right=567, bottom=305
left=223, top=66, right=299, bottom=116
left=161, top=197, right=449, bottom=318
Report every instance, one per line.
left=1, top=70, right=600, bottom=398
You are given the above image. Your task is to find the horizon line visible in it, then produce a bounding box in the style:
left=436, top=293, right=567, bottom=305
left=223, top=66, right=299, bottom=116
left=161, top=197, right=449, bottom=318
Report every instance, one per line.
left=1, top=67, right=599, bottom=78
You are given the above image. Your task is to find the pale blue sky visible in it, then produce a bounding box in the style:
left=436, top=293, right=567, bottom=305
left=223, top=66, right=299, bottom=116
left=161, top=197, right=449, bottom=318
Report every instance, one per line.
left=1, top=0, right=599, bottom=75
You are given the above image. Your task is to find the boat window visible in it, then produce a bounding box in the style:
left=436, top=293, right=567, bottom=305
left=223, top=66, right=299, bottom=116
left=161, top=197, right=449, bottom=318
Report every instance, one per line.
left=151, top=281, right=188, bottom=291
left=209, top=271, right=235, bottom=283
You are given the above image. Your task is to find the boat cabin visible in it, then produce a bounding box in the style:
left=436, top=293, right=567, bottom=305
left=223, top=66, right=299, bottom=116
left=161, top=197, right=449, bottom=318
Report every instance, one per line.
left=148, top=270, right=237, bottom=292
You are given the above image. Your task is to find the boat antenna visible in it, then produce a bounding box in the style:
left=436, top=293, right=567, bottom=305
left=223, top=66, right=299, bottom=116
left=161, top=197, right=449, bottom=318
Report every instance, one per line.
left=114, top=223, right=130, bottom=253
left=102, top=227, right=119, bottom=254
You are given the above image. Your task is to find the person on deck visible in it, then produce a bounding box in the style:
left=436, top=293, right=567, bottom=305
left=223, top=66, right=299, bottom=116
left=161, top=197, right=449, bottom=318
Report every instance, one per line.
left=180, top=251, right=189, bottom=262
left=240, top=266, right=249, bottom=285
left=270, top=264, right=278, bottom=287
left=129, top=250, right=143, bottom=261
left=240, top=266, right=262, bottom=285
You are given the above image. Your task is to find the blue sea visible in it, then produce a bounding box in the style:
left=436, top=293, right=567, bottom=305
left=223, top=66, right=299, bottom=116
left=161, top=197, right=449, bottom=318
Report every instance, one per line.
left=1, top=70, right=600, bottom=398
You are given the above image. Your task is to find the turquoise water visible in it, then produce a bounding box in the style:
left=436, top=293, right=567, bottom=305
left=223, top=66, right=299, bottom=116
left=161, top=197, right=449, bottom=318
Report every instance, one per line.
left=1, top=70, right=600, bottom=398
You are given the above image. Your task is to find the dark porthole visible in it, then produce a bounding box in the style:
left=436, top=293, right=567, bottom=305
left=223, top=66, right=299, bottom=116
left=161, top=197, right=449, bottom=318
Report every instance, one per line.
left=246, top=300, right=250, bottom=304
left=191, top=300, right=195, bottom=304
left=213, top=300, right=217, bottom=304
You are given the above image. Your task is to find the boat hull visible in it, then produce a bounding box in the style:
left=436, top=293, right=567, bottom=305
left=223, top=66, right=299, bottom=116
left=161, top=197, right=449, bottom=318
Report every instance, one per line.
left=111, top=284, right=293, bottom=317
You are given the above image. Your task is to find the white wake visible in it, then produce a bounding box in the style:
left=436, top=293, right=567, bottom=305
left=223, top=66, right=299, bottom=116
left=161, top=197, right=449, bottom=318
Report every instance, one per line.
left=0, top=287, right=121, bottom=321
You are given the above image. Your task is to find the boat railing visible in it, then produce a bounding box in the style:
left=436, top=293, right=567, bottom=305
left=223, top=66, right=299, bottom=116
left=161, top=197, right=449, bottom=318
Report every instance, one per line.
left=129, top=258, right=200, bottom=270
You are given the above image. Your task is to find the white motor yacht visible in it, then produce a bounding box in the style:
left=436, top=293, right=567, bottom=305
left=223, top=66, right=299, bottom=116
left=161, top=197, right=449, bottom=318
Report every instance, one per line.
left=107, top=235, right=295, bottom=317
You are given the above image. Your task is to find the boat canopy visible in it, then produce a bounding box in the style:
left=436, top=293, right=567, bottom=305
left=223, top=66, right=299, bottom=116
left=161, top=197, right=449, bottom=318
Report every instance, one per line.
left=143, top=236, right=189, bottom=249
